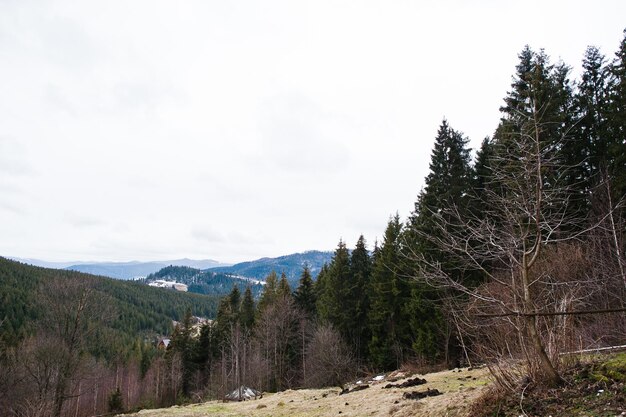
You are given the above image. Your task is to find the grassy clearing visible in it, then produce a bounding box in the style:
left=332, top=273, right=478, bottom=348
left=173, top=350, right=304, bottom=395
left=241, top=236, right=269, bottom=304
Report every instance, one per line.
left=123, top=366, right=491, bottom=417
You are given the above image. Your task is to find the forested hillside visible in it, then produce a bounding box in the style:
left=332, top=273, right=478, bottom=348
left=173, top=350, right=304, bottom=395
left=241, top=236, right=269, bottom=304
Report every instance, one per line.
left=208, top=250, right=333, bottom=286
left=144, top=265, right=265, bottom=298
left=0, top=257, right=222, bottom=417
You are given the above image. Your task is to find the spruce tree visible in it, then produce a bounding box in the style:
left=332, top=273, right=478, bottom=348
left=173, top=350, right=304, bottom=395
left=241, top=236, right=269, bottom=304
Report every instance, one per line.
left=257, top=271, right=278, bottom=314
left=316, top=240, right=351, bottom=335
left=403, top=119, right=474, bottom=363
left=294, top=265, right=317, bottom=318
left=240, top=286, right=255, bottom=330
left=348, top=235, right=372, bottom=361
left=277, top=272, right=292, bottom=298
left=368, top=215, right=406, bottom=370
left=607, top=30, right=626, bottom=206
left=169, top=308, right=195, bottom=396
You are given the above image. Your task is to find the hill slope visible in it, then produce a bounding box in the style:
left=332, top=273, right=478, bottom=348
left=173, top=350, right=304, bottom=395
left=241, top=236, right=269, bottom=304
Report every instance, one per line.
left=122, top=366, right=490, bottom=417
left=0, top=257, right=220, bottom=359
left=64, top=258, right=227, bottom=280
left=208, top=250, right=333, bottom=286
left=145, top=265, right=264, bottom=297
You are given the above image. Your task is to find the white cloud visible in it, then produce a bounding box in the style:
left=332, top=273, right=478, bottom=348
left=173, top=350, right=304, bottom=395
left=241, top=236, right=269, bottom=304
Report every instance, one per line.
left=0, top=0, right=624, bottom=262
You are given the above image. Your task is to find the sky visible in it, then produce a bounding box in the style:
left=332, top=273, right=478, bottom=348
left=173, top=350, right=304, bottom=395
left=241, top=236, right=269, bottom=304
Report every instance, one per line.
left=1, top=0, right=625, bottom=263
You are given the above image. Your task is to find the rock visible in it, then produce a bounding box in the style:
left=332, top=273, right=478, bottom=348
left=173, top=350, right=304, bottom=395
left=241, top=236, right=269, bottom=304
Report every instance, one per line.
left=402, top=388, right=443, bottom=400
left=340, top=384, right=370, bottom=395
left=383, top=377, right=427, bottom=389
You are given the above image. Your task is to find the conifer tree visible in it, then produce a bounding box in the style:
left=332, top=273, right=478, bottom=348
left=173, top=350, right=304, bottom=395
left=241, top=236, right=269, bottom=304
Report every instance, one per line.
left=257, top=271, right=278, bottom=314
left=471, top=137, right=495, bottom=207
left=368, top=215, right=407, bottom=370
left=577, top=46, right=610, bottom=174
left=316, top=240, right=351, bottom=335
left=169, top=309, right=195, bottom=396
left=347, top=235, right=371, bottom=361
left=294, top=266, right=317, bottom=318
left=607, top=30, right=626, bottom=205
left=240, top=286, right=255, bottom=330
left=402, top=120, right=474, bottom=363
left=405, top=119, right=472, bottom=255
left=277, top=272, right=292, bottom=298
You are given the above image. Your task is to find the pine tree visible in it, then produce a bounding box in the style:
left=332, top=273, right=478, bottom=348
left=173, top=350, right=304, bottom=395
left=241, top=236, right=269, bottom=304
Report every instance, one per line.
left=277, top=272, right=292, bottom=298
left=169, top=308, right=195, bottom=396
left=257, top=271, right=278, bottom=314
left=228, top=286, right=241, bottom=322
left=607, top=30, right=626, bottom=204
left=347, top=235, right=372, bottom=361
left=402, top=119, right=474, bottom=363
left=470, top=136, right=495, bottom=212
left=316, top=240, right=351, bottom=335
left=406, top=118, right=472, bottom=256
left=294, top=266, right=317, bottom=318
left=368, top=215, right=407, bottom=370
left=240, top=286, right=255, bottom=330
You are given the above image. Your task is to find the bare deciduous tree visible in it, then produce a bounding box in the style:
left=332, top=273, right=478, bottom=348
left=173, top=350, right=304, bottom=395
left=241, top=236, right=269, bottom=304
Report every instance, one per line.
left=403, top=113, right=593, bottom=387
left=303, top=323, right=355, bottom=388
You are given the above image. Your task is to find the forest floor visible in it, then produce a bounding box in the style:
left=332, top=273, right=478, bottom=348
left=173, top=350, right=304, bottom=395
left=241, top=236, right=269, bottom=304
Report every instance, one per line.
left=123, top=366, right=491, bottom=417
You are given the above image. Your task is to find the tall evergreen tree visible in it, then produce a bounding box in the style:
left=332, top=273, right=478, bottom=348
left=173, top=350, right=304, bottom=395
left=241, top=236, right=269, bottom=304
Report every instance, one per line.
left=294, top=265, right=317, bottom=318
left=240, top=286, right=255, bottom=330
left=368, top=215, right=408, bottom=370
left=277, top=272, right=292, bottom=298
left=257, top=271, right=278, bottom=314
left=316, top=240, right=351, bottom=330
left=169, top=308, right=196, bottom=396
left=405, top=119, right=472, bottom=254
left=347, top=235, right=372, bottom=361
left=607, top=30, right=626, bottom=205
left=403, top=119, right=474, bottom=363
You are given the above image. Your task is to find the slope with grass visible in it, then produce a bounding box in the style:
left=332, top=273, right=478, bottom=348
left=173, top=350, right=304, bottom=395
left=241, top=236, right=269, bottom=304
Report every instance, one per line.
left=122, top=366, right=491, bottom=417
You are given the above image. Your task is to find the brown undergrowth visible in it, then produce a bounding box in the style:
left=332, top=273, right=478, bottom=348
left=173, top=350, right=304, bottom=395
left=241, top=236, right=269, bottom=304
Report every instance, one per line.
left=470, top=352, right=626, bottom=417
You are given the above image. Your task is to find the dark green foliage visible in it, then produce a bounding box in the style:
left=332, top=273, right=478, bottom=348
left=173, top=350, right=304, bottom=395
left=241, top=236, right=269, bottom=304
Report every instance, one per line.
left=368, top=215, right=411, bottom=370
left=169, top=309, right=196, bottom=396
left=316, top=240, right=351, bottom=332
left=402, top=119, right=474, bottom=363
left=146, top=266, right=264, bottom=298
left=277, top=272, right=292, bottom=298
left=257, top=271, right=279, bottom=314
left=108, top=387, right=124, bottom=413
left=240, top=286, right=256, bottom=330
left=294, top=266, right=317, bottom=318
left=0, top=257, right=219, bottom=361
left=607, top=30, right=626, bottom=207
left=347, top=235, right=372, bottom=361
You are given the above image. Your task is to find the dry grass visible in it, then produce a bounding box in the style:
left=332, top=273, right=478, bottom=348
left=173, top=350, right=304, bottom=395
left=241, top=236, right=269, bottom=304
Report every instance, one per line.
left=123, top=366, right=491, bottom=417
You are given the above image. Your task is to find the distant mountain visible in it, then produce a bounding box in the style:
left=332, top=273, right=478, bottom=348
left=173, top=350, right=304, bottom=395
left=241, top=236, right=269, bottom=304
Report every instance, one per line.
left=64, top=259, right=228, bottom=280
left=145, top=265, right=265, bottom=298
left=8, top=257, right=89, bottom=269
left=12, top=251, right=333, bottom=284
left=208, top=250, right=333, bottom=287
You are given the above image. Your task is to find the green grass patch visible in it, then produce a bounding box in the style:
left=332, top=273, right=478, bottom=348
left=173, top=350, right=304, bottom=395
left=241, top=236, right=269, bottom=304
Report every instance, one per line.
left=589, top=352, right=626, bottom=383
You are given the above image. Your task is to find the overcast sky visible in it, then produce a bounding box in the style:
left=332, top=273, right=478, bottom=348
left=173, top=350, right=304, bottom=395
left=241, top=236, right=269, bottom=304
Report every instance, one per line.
left=1, top=0, right=624, bottom=263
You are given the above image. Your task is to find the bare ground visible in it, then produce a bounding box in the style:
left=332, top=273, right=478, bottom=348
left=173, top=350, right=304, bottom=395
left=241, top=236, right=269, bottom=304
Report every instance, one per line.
left=123, top=366, right=490, bottom=417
